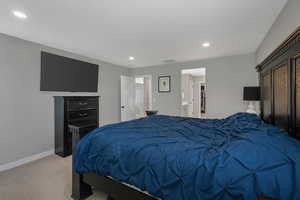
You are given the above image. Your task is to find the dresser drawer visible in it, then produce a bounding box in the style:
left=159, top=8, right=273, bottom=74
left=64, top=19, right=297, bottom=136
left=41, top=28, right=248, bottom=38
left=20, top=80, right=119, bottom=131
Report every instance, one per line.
left=67, top=98, right=98, bottom=111
left=68, top=110, right=98, bottom=123
left=54, top=96, right=99, bottom=157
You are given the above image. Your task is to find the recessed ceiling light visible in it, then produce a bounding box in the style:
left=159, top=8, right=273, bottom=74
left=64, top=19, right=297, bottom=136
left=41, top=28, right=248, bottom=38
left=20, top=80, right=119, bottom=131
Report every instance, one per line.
left=12, top=11, right=28, bottom=19
left=202, top=42, right=211, bottom=48
left=129, top=56, right=135, bottom=61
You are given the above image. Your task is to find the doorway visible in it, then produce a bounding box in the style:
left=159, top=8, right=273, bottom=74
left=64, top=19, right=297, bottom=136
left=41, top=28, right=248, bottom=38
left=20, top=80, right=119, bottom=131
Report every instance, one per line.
left=121, top=75, right=152, bottom=122
left=135, top=75, right=152, bottom=118
left=181, top=68, right=206, bottom=118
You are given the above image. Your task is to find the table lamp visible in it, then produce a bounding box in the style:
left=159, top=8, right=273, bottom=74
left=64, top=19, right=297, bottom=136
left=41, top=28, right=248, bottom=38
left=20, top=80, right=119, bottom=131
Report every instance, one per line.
left=243, top=87, right=260, bottom=114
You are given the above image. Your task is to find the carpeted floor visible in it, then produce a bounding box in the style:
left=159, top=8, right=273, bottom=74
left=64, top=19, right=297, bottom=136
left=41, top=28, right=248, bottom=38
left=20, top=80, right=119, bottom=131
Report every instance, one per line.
left=0, top=155, right=107, bottom=200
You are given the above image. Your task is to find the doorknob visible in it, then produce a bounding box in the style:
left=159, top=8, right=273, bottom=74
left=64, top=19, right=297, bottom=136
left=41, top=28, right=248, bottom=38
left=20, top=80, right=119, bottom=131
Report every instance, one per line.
left=121, top=106, right=125, bottom=109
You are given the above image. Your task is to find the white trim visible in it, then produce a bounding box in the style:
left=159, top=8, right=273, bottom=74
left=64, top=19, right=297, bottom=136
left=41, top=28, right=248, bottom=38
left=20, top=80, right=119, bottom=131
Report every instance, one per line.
left=0, top=149, right=54, bottom=172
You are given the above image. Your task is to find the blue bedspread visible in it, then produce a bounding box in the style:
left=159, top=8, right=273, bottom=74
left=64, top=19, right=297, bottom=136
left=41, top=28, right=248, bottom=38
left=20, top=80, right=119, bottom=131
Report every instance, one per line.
left=74, top=113, right=300, bottom=200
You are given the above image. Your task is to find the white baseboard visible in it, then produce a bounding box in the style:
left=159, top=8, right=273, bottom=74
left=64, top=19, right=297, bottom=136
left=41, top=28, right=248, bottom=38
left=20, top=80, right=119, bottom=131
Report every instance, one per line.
left=0, top=149, right=54, bottom=172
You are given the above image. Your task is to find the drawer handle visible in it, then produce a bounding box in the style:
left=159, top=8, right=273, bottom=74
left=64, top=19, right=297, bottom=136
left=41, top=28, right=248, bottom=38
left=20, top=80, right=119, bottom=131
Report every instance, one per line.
left=79, top=102, right=88, bottom=106
left=79, top=113, right=88, bottom=117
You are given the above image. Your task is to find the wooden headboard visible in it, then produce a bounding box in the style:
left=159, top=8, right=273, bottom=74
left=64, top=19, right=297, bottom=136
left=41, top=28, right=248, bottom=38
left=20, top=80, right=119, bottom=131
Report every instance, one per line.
left=256, top=26, right=300, bottom=140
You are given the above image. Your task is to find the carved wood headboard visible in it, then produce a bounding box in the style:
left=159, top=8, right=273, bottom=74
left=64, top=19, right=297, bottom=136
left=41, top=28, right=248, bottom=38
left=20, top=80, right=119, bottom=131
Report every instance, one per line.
left=256, top=26, right=300, bottom=139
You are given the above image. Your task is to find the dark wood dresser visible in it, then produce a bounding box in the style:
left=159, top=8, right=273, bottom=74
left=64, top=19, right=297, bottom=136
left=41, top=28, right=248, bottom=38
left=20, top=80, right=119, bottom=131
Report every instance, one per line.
left=54, top=96, right=99, bottom=157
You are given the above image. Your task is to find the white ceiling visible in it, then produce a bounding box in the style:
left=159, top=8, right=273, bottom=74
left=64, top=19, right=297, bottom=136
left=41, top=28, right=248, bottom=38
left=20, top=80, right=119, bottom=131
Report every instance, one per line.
left=0, top=0, right=287, bottom=68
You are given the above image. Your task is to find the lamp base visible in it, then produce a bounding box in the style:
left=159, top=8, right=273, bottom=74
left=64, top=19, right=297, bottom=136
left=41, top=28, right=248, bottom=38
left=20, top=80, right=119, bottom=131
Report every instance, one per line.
left=246, top=102, right=257, bottom=114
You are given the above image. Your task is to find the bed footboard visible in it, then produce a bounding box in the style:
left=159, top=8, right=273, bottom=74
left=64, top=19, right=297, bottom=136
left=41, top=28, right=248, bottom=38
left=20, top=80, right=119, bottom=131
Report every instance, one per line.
left=257, top=195, right=276, bottom=200
left=69, top=123, right=97, bottom=200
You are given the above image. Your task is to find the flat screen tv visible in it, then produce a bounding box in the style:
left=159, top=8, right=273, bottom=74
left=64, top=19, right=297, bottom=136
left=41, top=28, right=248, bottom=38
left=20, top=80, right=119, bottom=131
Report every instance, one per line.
left=40, top=52, right=99, bottom=92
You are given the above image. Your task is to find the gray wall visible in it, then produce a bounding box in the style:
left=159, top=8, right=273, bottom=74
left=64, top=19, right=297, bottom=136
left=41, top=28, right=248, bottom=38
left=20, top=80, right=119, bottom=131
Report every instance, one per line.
left=256, top=0, right=300, bottom=63
left=132, top=53, right=258, bottom=118
left=0, top=33, right=130, bottom=165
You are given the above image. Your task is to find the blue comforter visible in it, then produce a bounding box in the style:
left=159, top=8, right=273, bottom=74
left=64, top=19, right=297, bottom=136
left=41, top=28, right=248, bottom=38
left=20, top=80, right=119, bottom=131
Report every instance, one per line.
left=74, top=113, right=300, bottom=200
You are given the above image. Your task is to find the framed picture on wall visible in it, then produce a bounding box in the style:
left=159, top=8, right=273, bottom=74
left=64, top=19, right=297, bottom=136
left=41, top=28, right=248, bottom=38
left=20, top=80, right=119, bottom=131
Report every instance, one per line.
left=158, top=76, right=171, bottom=92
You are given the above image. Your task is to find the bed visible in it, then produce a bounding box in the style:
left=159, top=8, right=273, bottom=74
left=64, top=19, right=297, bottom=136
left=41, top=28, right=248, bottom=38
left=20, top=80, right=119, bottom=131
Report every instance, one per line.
left=70, top=27, right=300, bottom=200
left=72, top=113, right=300, bottom=200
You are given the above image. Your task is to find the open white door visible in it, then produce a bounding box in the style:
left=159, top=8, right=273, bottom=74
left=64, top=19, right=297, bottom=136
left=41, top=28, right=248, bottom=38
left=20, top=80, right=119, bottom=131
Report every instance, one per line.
left=121, top=75, right=136, bottom=122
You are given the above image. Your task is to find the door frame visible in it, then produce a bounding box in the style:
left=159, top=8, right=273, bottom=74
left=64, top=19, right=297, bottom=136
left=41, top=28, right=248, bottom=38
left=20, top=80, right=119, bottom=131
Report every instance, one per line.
left=180, top=68, right=206, bottom=118
left=134, top=74, right=153, bottom=111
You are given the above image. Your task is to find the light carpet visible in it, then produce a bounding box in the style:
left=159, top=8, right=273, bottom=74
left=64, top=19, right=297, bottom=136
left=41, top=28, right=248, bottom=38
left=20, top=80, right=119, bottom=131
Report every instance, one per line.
left=0, top=155, right=107, bottom=200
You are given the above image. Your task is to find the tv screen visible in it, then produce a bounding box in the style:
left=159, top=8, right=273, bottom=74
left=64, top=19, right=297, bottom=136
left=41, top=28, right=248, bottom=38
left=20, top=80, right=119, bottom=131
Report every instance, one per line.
left=40, top=52, right=99, bottom=92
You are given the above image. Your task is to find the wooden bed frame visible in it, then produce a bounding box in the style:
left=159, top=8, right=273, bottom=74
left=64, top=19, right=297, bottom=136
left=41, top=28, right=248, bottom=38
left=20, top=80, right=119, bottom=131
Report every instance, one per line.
left=70, top=27, right=300, bottom=200
left=257, top=26, right=300, bottom=140
left=69, top=125, right=158, bottom=200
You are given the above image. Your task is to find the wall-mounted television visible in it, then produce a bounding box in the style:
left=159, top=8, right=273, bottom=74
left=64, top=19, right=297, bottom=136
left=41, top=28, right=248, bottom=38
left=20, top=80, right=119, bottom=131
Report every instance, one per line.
left=40, top=52, right=99, bottom=92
